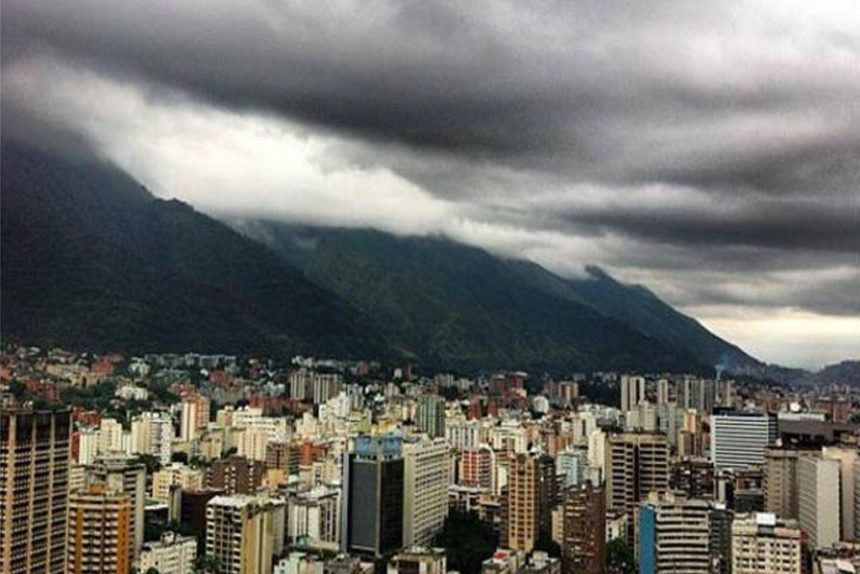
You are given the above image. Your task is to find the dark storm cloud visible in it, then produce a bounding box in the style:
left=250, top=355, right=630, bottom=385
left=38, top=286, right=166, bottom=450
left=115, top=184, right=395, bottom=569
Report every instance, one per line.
left=2, top=0, right=859, bottom=331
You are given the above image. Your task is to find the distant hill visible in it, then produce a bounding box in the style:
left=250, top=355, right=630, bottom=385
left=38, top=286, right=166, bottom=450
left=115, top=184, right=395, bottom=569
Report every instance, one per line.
left=0, top=144, right=385, bottom=359
left=229, top=221, right=751, bottom=373
left=1, top=142, right=757, bottom=374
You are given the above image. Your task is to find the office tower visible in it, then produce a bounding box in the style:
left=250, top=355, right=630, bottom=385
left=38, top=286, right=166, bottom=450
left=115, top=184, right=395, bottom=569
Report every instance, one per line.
left=87, top=455, right=147, bottom=561
left=130, top=411, right=174, bottom=465
left=637, top=492, right=710, bottom=574
left=139, top=532, right=197, bottom=574
left=286, top=486, right=341, bottom=551
left=403, top=437, right=449, bottom=547
left=504, top=452, right=555, bottom=553
left=798, top=456, right=841, bottom=549
left=715, top=379, right=735, bottom=408
left=459, top=445, right=495, bottom=489
left=731, top=513, right=804, bottom=574
left=556, top=448, right=587, bottom=489
left=823, top=445, right=857, bottom=542
left=561, top=483, right=605, bottom=574
left=180, top=392, right=210, bottom=442
left=0, top=407, right=71, bottom=574
left=207, top=454, right=264, bottom=494
left=387, top=548, right=447, bottom=574
left=619, top=375, right=645, bottom=413
left=709, top=411, right=776, bottom=471
left=605, top=432, right=670, bottom=543
left=415, top=395, right=446, bottom=439
left=66, top=484, right=132, bottom=574
left=342, top=435, right=404, bottom=557
left=206, top=495, right=279, bottom=574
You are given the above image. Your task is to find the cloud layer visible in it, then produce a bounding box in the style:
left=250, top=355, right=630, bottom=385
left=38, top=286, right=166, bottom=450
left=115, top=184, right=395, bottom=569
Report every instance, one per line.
left=2, top=0, right=859, bottom=368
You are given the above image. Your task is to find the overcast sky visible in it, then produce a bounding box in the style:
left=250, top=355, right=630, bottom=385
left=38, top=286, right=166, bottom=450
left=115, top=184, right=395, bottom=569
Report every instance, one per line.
left=3, top=0, right=858, bottom=369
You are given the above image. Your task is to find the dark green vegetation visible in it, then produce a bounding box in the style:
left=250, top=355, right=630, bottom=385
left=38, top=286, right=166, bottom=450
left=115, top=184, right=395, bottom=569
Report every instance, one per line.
left=2, top=143, right=757, bottom=373
left=434, top=510, right=498, bottom=574
left=1, top=144, right=384, bottom=359
left=232, top=220, right=758, bottom=372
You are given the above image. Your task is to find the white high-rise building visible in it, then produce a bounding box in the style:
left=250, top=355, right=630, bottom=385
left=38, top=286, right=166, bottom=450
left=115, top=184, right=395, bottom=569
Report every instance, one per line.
left=402, top=437, right=449, bottom=547
left=710, top=411, right=776, bottom=471
left=620, top=375, right=645, bottom=413
left=98, top=417, right=126, bottom=455
left=77, top=427, right=99, bottom=465
left=130, top=411, right=175, bottom=465
left=286, top=486, right=341, bottom=551
left=798, top=456, right=841, bottom=549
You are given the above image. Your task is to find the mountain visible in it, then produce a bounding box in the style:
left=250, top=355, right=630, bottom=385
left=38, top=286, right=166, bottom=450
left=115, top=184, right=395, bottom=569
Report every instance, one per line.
left=228, top=221, right=739, bottom=373
left=0, top=143, right=385, bottom=358
left=1, top=142, right=751, bottom=374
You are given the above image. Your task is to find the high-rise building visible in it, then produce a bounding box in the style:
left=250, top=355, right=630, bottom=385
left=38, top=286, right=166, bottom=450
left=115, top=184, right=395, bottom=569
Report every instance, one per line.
left=66, top=484, right=132, bottom=574
left=151, top=463, right=205, bottom=502
left=130, top=411, right=174, bottom=465
left=763, top=448, right=805, bottom=520
left=656, top=379, right=669, bottom=406
left=798, top=456, right=840, bottom=549
left=637, top=492, right=710, bottom=574
left=97, top=417, right=128, bottom=455
left=708, top=502, right=733, bottom=574
left=677, top=378, right=715, bottom=414
left=0, top=407, right=71, bottom=574
left=87, top=454, right=147, bottom=562
left=561, top=483, right=605, bottom=574
left=207, top=454, right=264, bottom=494
left=823, top=445, right=857, bottom=542
left=504, top=452, right=555, bottom=553
left=403, top=437, right=449, bottom=547
left=605, top=432, right=670, bottom=543
left=556, top=449, right=587, bottom=490
left=459, top=445, right=495, bottom=490
left=342, top=435, right=405, bottom=557
left=415, top=395, right=446, bottom=439
left=180, top=393, right=210, bottom=442
left=731, top=513, right=804, bottom=574
left=139, top=531, right=197, bottom=574
left=206, top=495, right=280, bottom=574
left=710, top=411, right=776, bottom=471
left=619, top=375, right=645, bottom=413
left=286, top=486, right=341, bottom=552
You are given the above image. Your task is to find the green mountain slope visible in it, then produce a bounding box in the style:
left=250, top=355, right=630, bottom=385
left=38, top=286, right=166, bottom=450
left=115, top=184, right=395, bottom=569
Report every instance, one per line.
left=0, top=144, right=384, bottom=358
left=229, top=221, right=714, bottom=373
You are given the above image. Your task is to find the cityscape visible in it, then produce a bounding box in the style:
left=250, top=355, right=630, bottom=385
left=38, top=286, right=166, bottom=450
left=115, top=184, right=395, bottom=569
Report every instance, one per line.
left=2, top=1, right=859, bottom=574
left=3, top=349, right=860, bottom=574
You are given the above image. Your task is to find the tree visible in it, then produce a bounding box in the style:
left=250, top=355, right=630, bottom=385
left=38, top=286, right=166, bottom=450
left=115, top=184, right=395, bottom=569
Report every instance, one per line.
left=606, top=537, right=634, bottom=574
left=434, top=510, right=497, bottom=574
left=193, top=555, right=219, bottom=574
